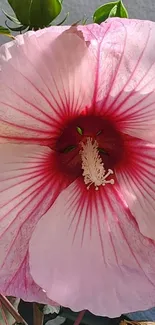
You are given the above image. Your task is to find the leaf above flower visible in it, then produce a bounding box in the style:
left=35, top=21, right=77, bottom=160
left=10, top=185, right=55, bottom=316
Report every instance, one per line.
left=8, top=0, right=62, bottom=29
left=93, top=0, right=128, bottom=24
left=2, top=9, right=21, bottom=24
left=0, top=26, right=15, bottom=39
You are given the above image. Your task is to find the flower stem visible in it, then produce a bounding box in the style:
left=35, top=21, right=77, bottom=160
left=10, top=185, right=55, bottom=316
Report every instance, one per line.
left=73, top=310, right=85, bottom=325
left=33, top=303, right=44, bottom=325
left=0, top=295, right=27, bottom=325
left=0, top=300, right=9, bottom=325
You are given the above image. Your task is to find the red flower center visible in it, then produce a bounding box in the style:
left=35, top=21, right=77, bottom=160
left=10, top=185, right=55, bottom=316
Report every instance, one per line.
left=54, top=115, right=125, bottom=187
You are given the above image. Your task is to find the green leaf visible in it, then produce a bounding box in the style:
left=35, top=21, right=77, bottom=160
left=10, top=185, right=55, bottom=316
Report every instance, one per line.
left=93, top=2, right=118, bottom=23
left=108, top=4, right=117, bottom=17
left=115, top=0, right=128, bottom=18
left=2, top=9, right=21, bottom=24
left=5, top=22, right=27, bottom=32
left=56, top=12, right=69, bottom=26
left=8, top=0, right=62, bottom=28
left=0, top=25, right=14, bottom=38
left=93, top=0, right=128, bottom=24
left=8, top=0, right=31, bottom=25
left=29, top=0, right=62, bottom=28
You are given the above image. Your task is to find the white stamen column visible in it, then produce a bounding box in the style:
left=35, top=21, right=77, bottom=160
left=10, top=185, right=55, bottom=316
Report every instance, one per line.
left=80, top=137, right=114, bottom=190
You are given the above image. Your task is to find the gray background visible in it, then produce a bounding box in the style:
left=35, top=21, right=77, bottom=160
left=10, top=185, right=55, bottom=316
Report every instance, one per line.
left=0, top=0, right=155, bottom=45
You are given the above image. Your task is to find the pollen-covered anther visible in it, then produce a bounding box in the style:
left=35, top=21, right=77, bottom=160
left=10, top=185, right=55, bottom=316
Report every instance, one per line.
left=80, top=137, right=114, bottom=190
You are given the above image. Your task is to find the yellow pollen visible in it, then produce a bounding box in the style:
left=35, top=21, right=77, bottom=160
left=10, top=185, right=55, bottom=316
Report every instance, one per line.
left=80, top=137, right=114, bottom=190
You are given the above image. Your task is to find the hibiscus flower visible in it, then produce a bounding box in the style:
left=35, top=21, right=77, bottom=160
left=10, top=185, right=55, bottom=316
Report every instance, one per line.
left=0, top=18, right=155, bottom=317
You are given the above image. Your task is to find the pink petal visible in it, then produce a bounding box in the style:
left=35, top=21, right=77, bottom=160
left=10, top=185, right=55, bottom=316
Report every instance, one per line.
left=29, top=180, right=155, bottom=317
left=91, top=19, right=155, bottom=143
left=0, top=27, right=94, bottom=143
left=116, top=137, right=155, bottom=240
left=2, top=251, right=57, bottom=305
left=78, top=23, right=110, bottom=41
left=0, top=144, right=68, bottom=301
